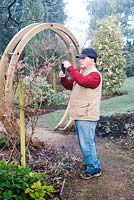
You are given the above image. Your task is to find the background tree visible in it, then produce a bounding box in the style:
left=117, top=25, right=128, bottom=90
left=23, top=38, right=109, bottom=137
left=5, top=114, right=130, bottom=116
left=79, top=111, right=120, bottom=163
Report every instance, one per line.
left=21, top=0, right=44, bottom=27
left=42, top=0, right=66, bottom=24
left=92, top=15, right=126, bottom=97
left=125, top=41, right=134, bottom=76
left=0, top=0, right=67, bottom=88
left=0, top=0, right=22, bottom=54
left=86, top=0, right=134, bottom=40
left=86, top=0, right=134, bottom=77
left=0, top=0, right=66, bottom=55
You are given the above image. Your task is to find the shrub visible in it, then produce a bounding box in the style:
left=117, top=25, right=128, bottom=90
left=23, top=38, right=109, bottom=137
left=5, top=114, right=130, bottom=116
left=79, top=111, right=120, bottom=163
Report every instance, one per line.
left=23, top=76, right=64, bottom=107
left=92, top=15, right=126, bottom=97
left=125, top=41, right=134, bottom=77
left=96, top=113, right=134, bottom=138
left=126, top=65, right=134, bottom=77
left=0, top=159, right=54, bottom=200
left=0, top=136, right=7, bottom=148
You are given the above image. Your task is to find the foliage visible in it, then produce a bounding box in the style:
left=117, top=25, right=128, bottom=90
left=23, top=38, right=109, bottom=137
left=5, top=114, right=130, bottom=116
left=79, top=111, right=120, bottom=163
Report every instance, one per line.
left=14, top=44, right=67, bottom=135
left=23, top=75, right=64, bottom=107
left=24, top=32, right=68, bottom=71
left=21, top=0, right=66, bottom=25
left=86, top=0, right=134, bottom=76
left=92, top=15, right=126, bottom=97
left=125, top=41, right=134, bottom=77
left=0, top=136, right=7, bottom=148
left=22, top=30, right=70, bottom=92
left=96, top=113, right=134, bottom=138
left=0, top=0, right=20, bottom=54
left=42, top=0, right=66, bottom=24
left=21, top=74, right=65, bottom=134
left=0, top=159, right=54, bottom=200
left=86, top=0, right=134, bottom=40
left=0, top=0, right=67, bottom=54
left=21, top=0, right=44, bottom=27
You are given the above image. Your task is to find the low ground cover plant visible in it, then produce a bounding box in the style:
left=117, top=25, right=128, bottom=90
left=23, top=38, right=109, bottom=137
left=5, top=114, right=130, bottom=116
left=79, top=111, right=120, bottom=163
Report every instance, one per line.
left=0, top=159, right=54, bottom=200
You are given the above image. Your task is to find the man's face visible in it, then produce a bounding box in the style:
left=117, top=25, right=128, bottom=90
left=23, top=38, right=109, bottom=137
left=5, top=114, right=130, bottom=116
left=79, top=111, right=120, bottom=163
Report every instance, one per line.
left=79, top=57, right=94, bottom=70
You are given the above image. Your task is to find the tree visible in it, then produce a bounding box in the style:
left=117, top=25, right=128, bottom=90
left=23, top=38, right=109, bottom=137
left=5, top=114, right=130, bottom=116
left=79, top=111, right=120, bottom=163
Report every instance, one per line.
left=92, top=15, right=126, bottom=97
left=0, top=0, right=67, bottom=55
left=125, top=41, right=134, bottom=77
left=21, top=0, right=66, bottom=27
left=0, top=0, right=22, bottom=54
left=43, top=0, right=66, bottom=24
left=86, top=0, right=134, bottom=41
left=21, top=0, right=44, bottom=27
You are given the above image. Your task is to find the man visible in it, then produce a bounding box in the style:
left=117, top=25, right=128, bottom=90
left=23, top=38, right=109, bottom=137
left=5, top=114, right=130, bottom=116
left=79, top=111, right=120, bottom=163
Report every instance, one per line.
left=59, top=48, right=102, bottom=180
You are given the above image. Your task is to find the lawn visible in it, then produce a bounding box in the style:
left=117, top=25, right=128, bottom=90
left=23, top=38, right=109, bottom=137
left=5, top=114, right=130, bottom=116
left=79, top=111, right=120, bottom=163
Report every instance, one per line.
left=100, top=77, right=134, bottom=116
left=38, top=77, right=134, bottom=130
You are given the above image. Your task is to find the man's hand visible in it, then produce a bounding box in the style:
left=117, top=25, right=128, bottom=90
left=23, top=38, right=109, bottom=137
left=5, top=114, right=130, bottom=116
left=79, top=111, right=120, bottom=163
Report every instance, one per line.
left=59, top=70, right=66, bottom=78
left=63, top=60, right=71, bottom=69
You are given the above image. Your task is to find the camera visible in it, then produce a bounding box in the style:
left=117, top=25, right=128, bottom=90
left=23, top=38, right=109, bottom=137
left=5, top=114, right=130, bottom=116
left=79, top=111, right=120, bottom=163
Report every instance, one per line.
left=61, top=63, right=66, bottom=74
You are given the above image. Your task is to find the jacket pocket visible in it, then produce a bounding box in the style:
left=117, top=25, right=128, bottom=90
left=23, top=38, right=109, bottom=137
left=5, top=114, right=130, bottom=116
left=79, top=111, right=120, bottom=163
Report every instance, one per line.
left=70, top=100, right=89, bottom=118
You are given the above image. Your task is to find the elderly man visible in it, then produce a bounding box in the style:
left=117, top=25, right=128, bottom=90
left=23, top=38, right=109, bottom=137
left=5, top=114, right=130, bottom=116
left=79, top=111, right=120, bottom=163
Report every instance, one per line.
left=59, top=48, right=102, bottom=179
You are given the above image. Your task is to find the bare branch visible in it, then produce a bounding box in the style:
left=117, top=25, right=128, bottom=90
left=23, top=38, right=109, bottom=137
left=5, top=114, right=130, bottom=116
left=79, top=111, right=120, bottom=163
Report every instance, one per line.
left=3, top=0, right=24, bottom=28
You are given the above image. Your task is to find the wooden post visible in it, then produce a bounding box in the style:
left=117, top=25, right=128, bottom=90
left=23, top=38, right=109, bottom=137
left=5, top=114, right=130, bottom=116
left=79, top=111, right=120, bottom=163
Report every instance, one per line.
left=19, top=76, right=26, bottom=167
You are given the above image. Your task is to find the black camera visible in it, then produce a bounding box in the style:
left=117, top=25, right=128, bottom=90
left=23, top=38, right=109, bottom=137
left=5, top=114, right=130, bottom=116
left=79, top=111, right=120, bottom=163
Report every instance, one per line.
left=61, top=63, right=66, bottom=74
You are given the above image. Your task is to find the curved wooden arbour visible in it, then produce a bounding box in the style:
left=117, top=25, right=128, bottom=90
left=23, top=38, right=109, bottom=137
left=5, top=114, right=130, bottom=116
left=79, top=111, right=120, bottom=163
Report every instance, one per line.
left=0, top=23, right=81, bottom=135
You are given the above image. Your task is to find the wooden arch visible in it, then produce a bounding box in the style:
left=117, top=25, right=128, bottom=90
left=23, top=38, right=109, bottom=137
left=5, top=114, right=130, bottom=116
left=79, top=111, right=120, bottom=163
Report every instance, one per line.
left=0, top=23, right=81, bottom=135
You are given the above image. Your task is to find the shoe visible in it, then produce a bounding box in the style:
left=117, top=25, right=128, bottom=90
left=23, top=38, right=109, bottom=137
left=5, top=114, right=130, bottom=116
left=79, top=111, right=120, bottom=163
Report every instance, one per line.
left=80, top=170, right=101, bottom=180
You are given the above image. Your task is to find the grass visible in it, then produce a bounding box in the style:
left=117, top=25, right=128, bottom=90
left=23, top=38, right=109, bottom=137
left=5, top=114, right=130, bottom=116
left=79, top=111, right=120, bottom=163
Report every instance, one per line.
left=100, top=77, right=134, bottom=116
left=37, top=110, right=65, bottom=130
left=37, top=77, right=134, bottom=130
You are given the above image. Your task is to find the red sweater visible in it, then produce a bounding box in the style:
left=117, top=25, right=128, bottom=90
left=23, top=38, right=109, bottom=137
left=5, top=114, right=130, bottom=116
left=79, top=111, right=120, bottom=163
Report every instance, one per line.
left=60, top=66, right=101, bottom=90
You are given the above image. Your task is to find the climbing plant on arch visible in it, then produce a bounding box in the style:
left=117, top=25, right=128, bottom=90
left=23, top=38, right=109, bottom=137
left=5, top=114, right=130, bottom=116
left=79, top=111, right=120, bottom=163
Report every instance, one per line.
left=0, top=23, right=81, bottom=137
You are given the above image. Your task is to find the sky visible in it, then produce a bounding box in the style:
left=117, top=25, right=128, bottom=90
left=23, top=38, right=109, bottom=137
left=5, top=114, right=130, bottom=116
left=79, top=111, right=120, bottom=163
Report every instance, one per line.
left=64, top=0, right=89, bottom=47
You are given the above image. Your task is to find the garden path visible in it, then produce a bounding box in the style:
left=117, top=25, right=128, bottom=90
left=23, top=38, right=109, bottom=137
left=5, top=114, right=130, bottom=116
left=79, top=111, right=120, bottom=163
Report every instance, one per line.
left=32, top=126, right=134, bottom=200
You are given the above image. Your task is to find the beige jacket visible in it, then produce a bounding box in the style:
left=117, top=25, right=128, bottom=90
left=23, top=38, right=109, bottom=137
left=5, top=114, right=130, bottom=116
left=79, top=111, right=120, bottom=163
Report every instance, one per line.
left=69, top=65, right=102, bottom=121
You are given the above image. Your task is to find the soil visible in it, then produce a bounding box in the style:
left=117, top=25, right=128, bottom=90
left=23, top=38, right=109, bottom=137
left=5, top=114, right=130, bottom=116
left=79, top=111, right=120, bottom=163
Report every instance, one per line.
left=31, top=125, right=134, bottom=200
left=0, top=106, right=134, bottom=200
